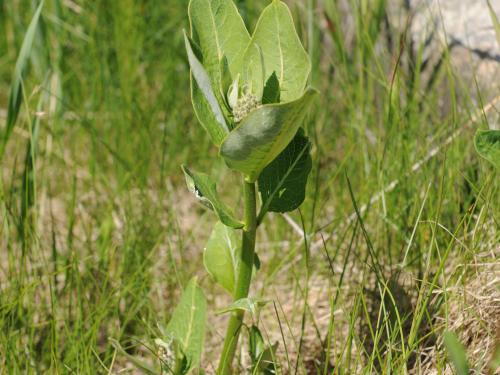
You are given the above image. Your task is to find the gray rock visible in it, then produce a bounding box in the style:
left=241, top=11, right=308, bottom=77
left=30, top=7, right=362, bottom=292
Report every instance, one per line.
left=394, top=0, right=500, bottom=96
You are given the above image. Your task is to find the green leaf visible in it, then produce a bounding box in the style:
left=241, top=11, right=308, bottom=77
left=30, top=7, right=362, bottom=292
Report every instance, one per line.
left=184, top=32, right=229, bottom=146
left=474, top=130, right=500, bottom=169
left=258, top=130, right=312, bottom=215
left=204, top=222, right=239, bottom=294
left=219, top=55, right=233, bottom=110
left=249, top=326, right=279, bottom=375
left=262, top=72, right=281, bottom=105
left=182, top=165, right=244, bottom=229
left=443, top=331, right=469, bottom=375
left=188, top=0, right=251, bottom=132
left=220, top=88, right=317, bottom=182
left=217, top=298, right=268, bottom=316
left=238, top=0, right=311, bottom=102
left=188, top=0, right=250, bottom=80
left=164, top=278, right=207, bottom=371
left=1, top=0, right=44, bottom=160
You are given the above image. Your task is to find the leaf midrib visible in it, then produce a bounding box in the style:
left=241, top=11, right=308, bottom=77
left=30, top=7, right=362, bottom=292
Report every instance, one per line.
left=273, top=3, right=285, bottom=85
left=182, top=285, right=197, bottom=351
left=208, top=0, right=223, bottom=60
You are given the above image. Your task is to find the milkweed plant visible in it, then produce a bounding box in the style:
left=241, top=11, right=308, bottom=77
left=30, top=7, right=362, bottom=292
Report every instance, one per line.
left=132, top=1, right=317, bottom=374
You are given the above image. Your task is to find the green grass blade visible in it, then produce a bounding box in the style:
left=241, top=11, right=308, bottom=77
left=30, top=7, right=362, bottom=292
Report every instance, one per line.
left=486, top=0, right=500, bottom=48
left=1, top=0, right=44, bottom=160
left=443, top=331, right=469, bottom=375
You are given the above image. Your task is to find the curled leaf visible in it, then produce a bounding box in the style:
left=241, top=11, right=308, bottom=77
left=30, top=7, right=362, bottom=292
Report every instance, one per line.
left=182, top=165, right=244, bottom=229
left=217, top=297, right=269, bottom=317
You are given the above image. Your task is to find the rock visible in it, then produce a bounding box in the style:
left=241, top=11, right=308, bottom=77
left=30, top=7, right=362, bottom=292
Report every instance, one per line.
left=396, top=0, right=500, bottom=97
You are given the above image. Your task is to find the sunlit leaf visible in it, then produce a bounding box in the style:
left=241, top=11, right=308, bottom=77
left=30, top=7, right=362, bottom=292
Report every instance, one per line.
left=188, top=0, right=251, bottom=131
left=217, top=297, right=268, bottom=316
left=204, top=222, right=239, bottom=294
left=220, top=89, right=317, bottom=182
left=182, top=165, right=244, bottom=229
left=164, top=278, right=207, bottom=371
left=184, top=32, right=229, bottom=145
left=237, top=0, right=311, bottom=102
left=188, top=0, right=250, bottom=80
left=258, top=129, right=312, bottom=214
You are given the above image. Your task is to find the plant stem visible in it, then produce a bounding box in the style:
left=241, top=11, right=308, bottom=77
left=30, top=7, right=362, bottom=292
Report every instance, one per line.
left=217, top=180, right=257, bottom=375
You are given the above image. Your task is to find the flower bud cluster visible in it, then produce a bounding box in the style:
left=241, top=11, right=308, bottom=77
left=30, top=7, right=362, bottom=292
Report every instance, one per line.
left=233, top=92, right=260, bottom=123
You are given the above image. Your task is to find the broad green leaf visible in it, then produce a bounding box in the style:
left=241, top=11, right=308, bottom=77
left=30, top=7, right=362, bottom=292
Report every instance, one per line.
left=188, top=0, right=251, bottom=131
left=217, top=298, right=268, bottom=316
left=182, top=165, right=244, bottom=229
left=474, top=130, right=500, bottom=169
left=443, top=331, right=469, bottom=375
left=204, top=222, right=239, bottom=294
left=1, top=0, right=44, bottom=160
left=262, top=72, right=281, bottom=105
left=220, top=89, right=317, bottom=182
left=237, top=0, right=311, bottom=102
left=165, top=278, right=207, bottom=371
left=258, top=130, right=312, bottom=215
left=184, top=33, right=229, bottom=145
left=188, top=0, right=250, bottom=80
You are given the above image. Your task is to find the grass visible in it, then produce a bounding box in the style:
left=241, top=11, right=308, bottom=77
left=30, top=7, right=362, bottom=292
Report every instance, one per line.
left=0, top=0, right=498, bottom=373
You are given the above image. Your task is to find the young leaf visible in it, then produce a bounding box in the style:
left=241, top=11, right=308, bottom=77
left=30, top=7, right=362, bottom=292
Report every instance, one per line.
left=217, top=298, right=268, bottom=316
left=182, top=165, right=244, bottom=229
left=443, top=331, right=469, bottom=375
left=219, top=55, right=233, bottom=111
left=204, top=222, right=240, bottom=294
left=220, top=88, right=317, bottom=182
left=184, top=32, right=229, bottom=146
left=165, top=278, right=207, bottom=372
left=262, top=72, right=281, bottom=105
left=258, top=130, right=312, bottom=215
left=237, top=0, right=311, bottom=102
left=474, top=130, right=500, bottom=169
left=1, top=0, right=44, bottom=160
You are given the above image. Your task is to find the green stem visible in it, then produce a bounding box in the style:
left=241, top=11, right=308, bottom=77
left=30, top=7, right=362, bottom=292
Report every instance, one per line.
left=217, top=180, right=257, bottom=375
